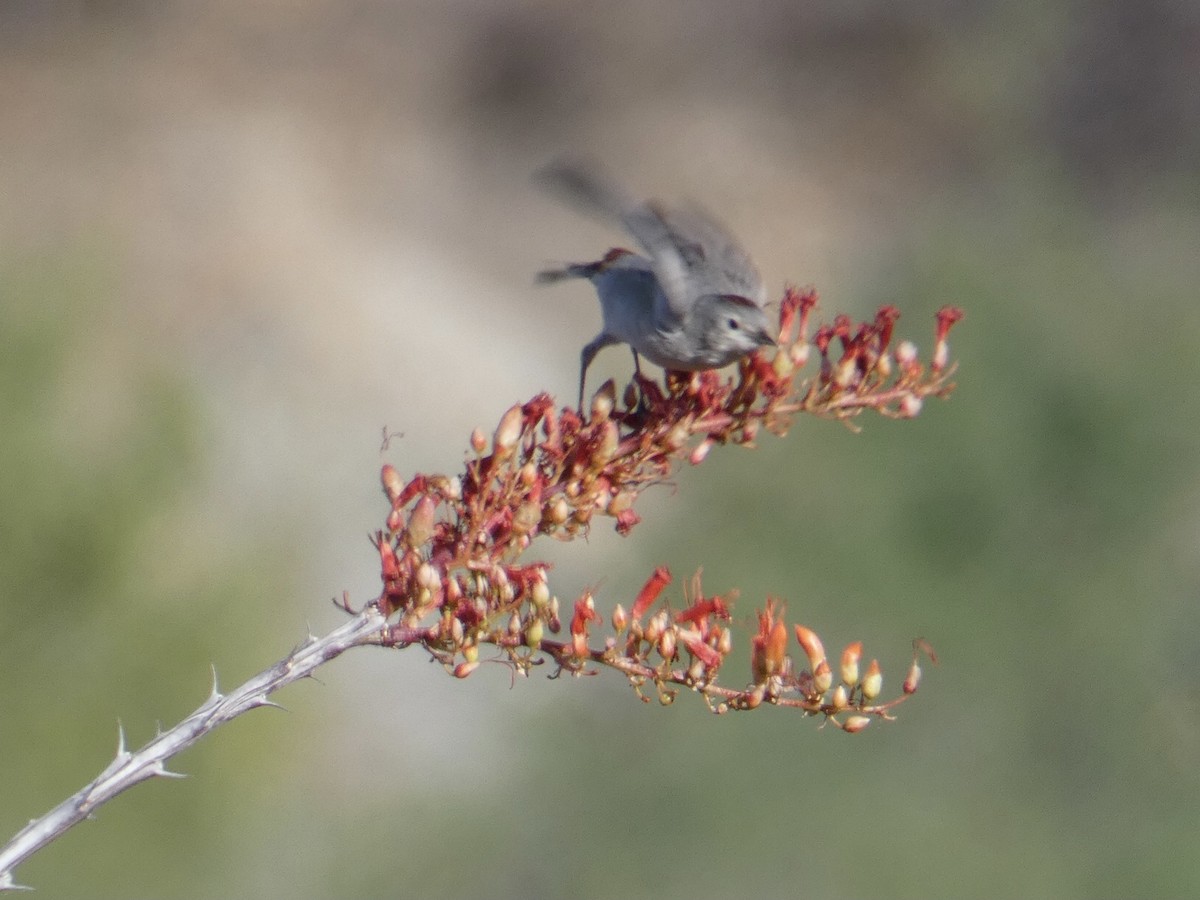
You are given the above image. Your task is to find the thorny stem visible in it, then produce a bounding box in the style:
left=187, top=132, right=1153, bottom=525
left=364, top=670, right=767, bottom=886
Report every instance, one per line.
left=0, top=605, right=389, bottom=892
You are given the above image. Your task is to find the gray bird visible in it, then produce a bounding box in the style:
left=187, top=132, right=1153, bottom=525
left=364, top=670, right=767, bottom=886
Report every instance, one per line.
left=535, top=161, right=775, bottom=410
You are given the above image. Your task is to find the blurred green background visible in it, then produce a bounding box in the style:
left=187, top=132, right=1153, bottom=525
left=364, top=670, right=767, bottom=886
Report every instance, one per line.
left=2, top=2, right=1198, bottom=898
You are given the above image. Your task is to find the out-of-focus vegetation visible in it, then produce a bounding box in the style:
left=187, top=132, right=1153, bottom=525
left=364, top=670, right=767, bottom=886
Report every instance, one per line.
left=1, top=3, right=1198, bottom=897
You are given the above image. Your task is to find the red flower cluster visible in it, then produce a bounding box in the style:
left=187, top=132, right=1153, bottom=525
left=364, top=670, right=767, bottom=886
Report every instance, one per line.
left=364, top=290, right=960, bottom=728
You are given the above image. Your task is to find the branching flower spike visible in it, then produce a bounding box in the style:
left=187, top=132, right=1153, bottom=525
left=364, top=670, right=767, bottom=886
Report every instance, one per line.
left=370, top=288, right=959, bottom=726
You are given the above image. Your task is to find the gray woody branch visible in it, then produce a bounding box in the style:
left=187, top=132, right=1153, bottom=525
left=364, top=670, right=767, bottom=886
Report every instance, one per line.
left=0, top=604, right=389, bottom=891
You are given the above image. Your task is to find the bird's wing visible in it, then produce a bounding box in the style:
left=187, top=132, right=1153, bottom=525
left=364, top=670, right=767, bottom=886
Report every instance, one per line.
left=536, top=159, right=764, bottom=322
left=630, top=201, right=765, bottom=321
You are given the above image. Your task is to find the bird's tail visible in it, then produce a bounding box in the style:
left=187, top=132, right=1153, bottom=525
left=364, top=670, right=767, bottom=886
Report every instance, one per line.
left=534, top=260, right=604, bottom=285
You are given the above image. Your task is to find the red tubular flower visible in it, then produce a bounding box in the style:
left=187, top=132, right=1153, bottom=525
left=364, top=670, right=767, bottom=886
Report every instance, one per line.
left=569, top=593, right=601, bottom=633
left=777, top=285, right=804, bottom=344
left=935, top=306, right=964, bottom=342
left=813, top=324, right=834, bottom=380
left=933, top=306, right=965, bottom=372
left=796, top=287, right=819, bottom=340
left=751, top=599, right=789, bottom=683
left=377, top=533, right=400, bottom=582
left=631, top=566, right=672, bottom=622
left=570, top=593, right=601, bottom=657
left=679, top=630, right=723, bottom=668
left=394, top=474, right=428, bottom=509
left=832, top=314, right=853, bottom=351
left=522, top=392, right=554, bottom=426
left=676, top=595, right=732, bottom=628
left=873, top=305, right=900, bottom=353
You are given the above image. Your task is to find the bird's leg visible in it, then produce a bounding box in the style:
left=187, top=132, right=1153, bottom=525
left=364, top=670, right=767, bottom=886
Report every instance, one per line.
left=628, top=348, right=649, bottom=413
left=580, top=333, right=618, bottom=413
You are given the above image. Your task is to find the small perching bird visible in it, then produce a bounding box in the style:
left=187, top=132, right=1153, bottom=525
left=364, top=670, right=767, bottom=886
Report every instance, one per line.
left=535, top=160, right=775, bottom=410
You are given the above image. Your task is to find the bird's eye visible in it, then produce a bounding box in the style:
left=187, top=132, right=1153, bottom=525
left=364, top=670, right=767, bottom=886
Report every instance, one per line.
left=727, top=318, right=740, bottom=330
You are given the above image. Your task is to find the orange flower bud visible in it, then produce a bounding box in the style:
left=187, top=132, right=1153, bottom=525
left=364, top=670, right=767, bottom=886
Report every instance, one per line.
left=611, top=603, right=628, bottom=633
left=834, top=355, right=857, bottom=388
left=652, top=609, right=671, bottom=634
left=765, top=620, right=789, bottom=678
left=415, top=562, right=440, bottom=591
left=771, top=348, right=795, bottom=379
left=524, top=617, right=544, bottom=648
left=545, top=496, right=570, bottom=525
left=664, top=420, right=690, bottom=451
left=788, top=342, right=809, bottom=369
left=840, top=641, right=862, bottom=685
left=470, top=427, right=487, bottom=454
left=493, top=404, right=523, bottom=457
left=875, top=352, right=892, bottom=379
left=658, top=628, right=676, bottom=660
left=813, top=660, right=833, bottom=694
left=843, top=715, right=871, bottom=733
left=592, top=420, right=619, bottom=466
left=607, top=490, right=635, bottom=517
left=453, top=660, right=479, bottom=679
left=688, top=438, right=713, bottom=466
left=899, top=394, right=923, bottom=418
left=830, top=684, right=849, bottom=710
left=590, top=380, right=616, bottom=421
left=794, top=624, right=827, bottom=673
left=381, top=464, right=404, bottom=505
left=903, top=661, right=922, bottom=694
left=512, top=501, right=541, bottom=535
left=861, top=659, right=882, bottom=700
left=717, top=627, right=733, bottom=656
left=405, top=495, right=436, bottom=548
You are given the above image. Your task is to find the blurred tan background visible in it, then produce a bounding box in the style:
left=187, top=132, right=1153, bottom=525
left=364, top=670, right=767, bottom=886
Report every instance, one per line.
left=2, top=2, right=1199, bottom=897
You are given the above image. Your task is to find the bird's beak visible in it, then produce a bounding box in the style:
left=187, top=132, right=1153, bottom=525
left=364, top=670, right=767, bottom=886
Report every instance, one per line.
left=754, top=328, right=776, bottom=348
